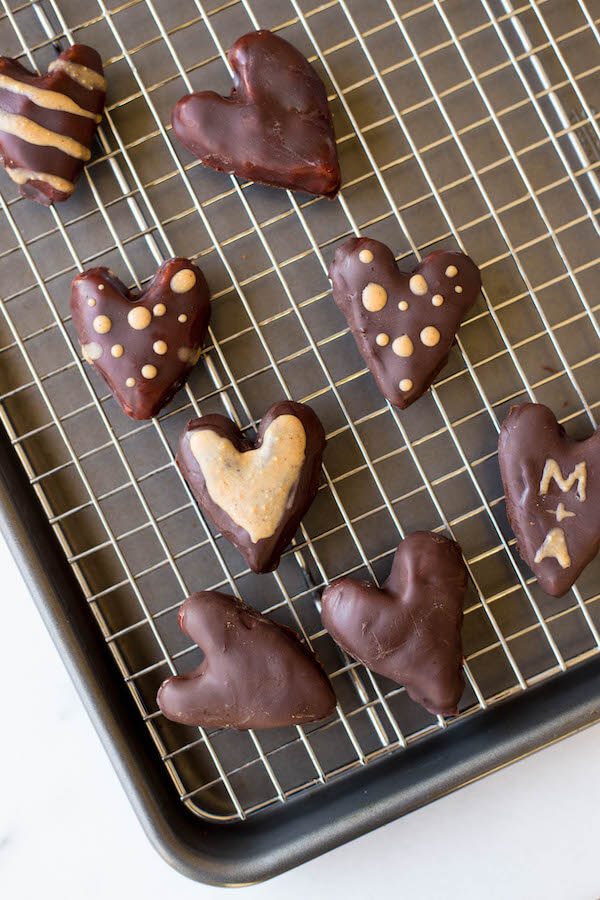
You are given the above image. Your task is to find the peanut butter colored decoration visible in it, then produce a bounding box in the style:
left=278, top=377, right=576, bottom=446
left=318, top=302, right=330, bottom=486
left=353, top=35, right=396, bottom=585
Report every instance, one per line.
left=432, top=294, right=444, bottom=307
left=142, top=364, right=158, bottom=380
left=153, top=303, right=166, bottom=317
left=392, top=335, right=413, bottom=357
left=375, top=333, right=389, bottom=347
left=534, top=527, right=571, bottom=569
left=48, top=58, right=107, bottom=92
left=153, top=340, right=168, bottom=355
left=0, top=110, right=91, bottom=160
left=170, top=268, right=197, bottom=293
left=82, top=342, right=102, bottom=362
left=128, top=306, right=152, bottom=330
left=0, top=72, right=101, bottom=121
left=93, top=315, right=111, bottom=334
left=398, top=300, right=409, bottom=311
left=111, top=344, right=124, bottom=358
left=190, top=415, right=307, bottom=544
left=362, top=283, right=387, bottom=312
left=445, top=265, right=458, bottom=277
left=7, top=166, right=74, bottom=195
left=409, top=274, right=428, bottom=296
left=358, top=248, right=373, bottom=264
left=399, top=378, right=413, bottom=392
left=420, top=326, right=441, bottom=347
left=539, top=459, right=587, bottom=502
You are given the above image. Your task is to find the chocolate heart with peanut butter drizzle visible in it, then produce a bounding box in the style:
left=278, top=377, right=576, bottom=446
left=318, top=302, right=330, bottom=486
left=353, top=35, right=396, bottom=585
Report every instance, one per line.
left=71, top=258, right=211, bottom=420
left=499, top=403, right=600, bottom=597
left=177, top=401, right=326, bottom=573
left=321, top=532, right=467, bottom=716
left=329, top=237, right=482, bottom=409
left=0, top=44, right=105, bottom=205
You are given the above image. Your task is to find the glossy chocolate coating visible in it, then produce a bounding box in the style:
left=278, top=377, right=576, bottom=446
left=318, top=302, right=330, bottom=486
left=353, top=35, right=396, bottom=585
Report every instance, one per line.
left=0, top=45, right=105, bottom=204
left=498, top=403, right=600, bottom=597
left=177, top=401, right=326, bottom=573
left=71, top=258, right=211, bottom=420
left=172, top=30, right=341, bottom=198
left=157, top=591, right=336, bottom=729
left=329, top=237, right=481, bottom=409
left=321, top=532, right=467, bottom=716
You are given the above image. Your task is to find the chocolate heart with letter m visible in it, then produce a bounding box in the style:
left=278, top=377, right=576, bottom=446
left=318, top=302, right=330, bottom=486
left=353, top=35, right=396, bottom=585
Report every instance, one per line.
left=499, top=403, right=600, bottom=597
left=71, top=258, right=211, bottom=420
left=0, top=44, right=106, bottom=204
left=177, top=401, right=326, bottom=573
left=157, top=591, right=336, bottom=729
left=172, top=29, right=341, bottom=198
left=329, top=237, right=481, bottom=408
left=321, top=532, right=467, bottom=716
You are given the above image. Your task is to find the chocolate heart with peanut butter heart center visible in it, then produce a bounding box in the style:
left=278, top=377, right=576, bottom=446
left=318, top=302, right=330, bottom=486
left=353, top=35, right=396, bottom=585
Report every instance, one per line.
left=71, top=258, right=211, bottom=420
left=177, top=401, right=326, bottom=573
left=499, top=403, right=600, bottom=597
left=329, top=237, right=482, bottom=409
left=0, top=44, right=106, bottom=205
left=321, top=532, right=467, bottom=716
left=172, top=29, right=341, bottom=198
left=157, top=591, right=336, bottom=729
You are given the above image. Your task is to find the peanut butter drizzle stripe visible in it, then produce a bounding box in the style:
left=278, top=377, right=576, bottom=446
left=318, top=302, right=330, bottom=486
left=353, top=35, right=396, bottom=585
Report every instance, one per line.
left=47, top=59, right=106, bottom=93
left=0, top=73, right=101, bottom=122
left=0, top=109, right=91, bottom=160
left=7, top=166, right=74, bottom=194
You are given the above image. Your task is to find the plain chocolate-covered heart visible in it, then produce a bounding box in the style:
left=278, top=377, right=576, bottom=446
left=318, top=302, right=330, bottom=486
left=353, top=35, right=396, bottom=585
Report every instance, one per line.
left=329, top=237, right=481, bottom=409
left=0, top=44, right=105, bottom=204
left=177, top=401, right=326, bottom=573
left=157, top=591, right=336, bottom=729
left=71, top=258, right=211, bottom=420
left=499, top=403, right=600, bottom=597
left=172, top=30, right=341, bottom=198
left=321, top=532, right=467, bottom=716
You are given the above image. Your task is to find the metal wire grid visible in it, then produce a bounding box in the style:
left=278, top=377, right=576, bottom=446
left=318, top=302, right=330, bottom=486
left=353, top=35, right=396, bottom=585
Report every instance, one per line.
left=0, top=0, right=598, bottom=822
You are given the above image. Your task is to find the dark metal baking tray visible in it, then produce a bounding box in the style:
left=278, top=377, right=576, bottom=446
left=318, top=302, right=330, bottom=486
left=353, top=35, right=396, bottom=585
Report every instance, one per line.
left=0, top=0, right=599, bottom=886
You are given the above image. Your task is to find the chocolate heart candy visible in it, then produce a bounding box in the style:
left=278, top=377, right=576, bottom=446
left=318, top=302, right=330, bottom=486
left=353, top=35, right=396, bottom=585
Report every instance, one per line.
left=321, top=532, right=467, bottom=715
left=71, top=258, right=210, bottom=420
left=177, top=401, right=326, bottom=573
left=157, top=591, right=336, bottom=729
left=499, top=403, right=600, bottom=597
left=329, top=237, right=482, bottom=408
left=172, top=30, right=341, bottom=198
left=0, top=44, right=105, bottom=205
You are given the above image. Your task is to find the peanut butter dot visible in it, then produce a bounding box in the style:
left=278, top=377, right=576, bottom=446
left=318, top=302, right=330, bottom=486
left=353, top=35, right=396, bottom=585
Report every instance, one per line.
left=178, top=314, right=188, bottom=323
left=361, top=283, right=387, bottom=312
left=142, top=364, right=157, bottom=380
left=392, top=335, right=414, bottom=357
left=455, top=285, right=463, bottom=293
left=445, top=265, right=458, bottom=277
left=93, top=315, right=111, bottom=334
left=111, top=344, right=124, bottom=358
left=432, top=294, right=444, bottom=307
left=153, top=340, right=168, bottom=355
left=126, top=377, right=136, bottom=387
left=399, top=378, right=413, bottom=392
left=398, top=300, right=409, bottom=311
left=128, top=306, right=152, bottom=330
left=153, top=303, right=166, bottom=317
left=359, top=248, right=374, bottom=264
left=420, top=325, right=441, bottom=347
left=170, top=268, right=196, bottom=293
left=409, top=274, right=428, bottom=296
left=87, top=297, right=96, bottom=307
left=375, top=333, right=389, bottom=347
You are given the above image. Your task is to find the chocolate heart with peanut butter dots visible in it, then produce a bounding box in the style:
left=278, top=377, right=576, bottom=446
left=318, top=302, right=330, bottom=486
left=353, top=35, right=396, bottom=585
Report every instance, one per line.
left=71, top=258, right=210, bottom=420
left=177, top=401, right=326, bottom=573
left=321, top=532, right=468, bottom=716
left=329, top=237, right=482, bottom=409
left=0, top=44, right=106, bottom=205
left=172, top=29, right=341, bottom=198
left=499, top=403, right=600, bottom=598
left=157, top=591, right=336, bottom=730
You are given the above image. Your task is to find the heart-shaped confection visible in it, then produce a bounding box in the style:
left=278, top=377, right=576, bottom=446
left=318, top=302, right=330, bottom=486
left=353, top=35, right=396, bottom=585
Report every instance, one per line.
left=172, top=30, right=341, bottom=198
left=499, top=403, right=600, bottom=597
left=0, top=44, right=106, bottom=205
left=71, top=258, right=211, bottom=420
left=329, top=237, right=482, bottom=409
left=321, top=532, right=467, bottom=716
left=157, top=591, right=336, bottom=729
left=177, top=401, right=326, bottom=573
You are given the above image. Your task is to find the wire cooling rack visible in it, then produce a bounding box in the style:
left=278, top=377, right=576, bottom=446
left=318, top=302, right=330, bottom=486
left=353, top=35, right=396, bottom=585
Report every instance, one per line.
left=0, top=0, right=598, bottom=823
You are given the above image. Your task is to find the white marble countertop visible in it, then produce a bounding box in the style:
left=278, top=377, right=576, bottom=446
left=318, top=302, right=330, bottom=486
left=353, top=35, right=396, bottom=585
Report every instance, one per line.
left=2, top=534, right=600, bottom=900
